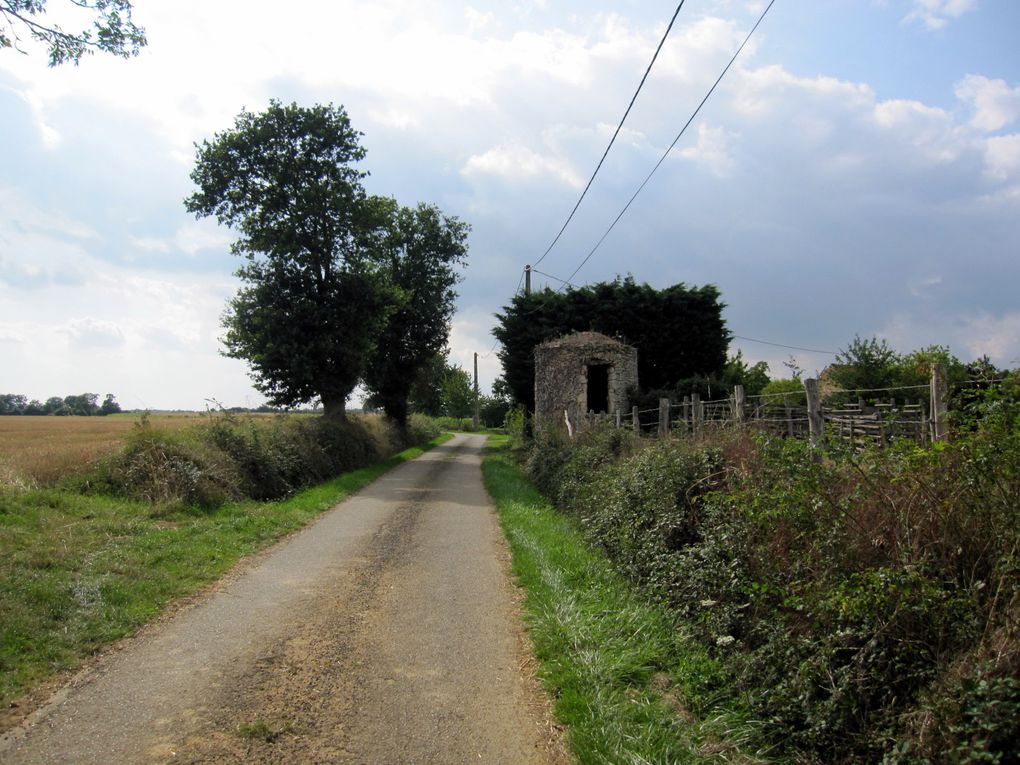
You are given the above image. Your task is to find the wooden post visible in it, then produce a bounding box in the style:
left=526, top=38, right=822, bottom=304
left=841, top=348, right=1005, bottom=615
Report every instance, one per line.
left=804, top=378, right=823, bottom=448
left=658, top=397, right=670, bottom=438
left=632, top=405, right=639, bottom=433
left=931, top=362, right=949, bottom=442
left=615, top=409, right=621, bottom=428
left=734, top=385, right=746, bottom=428
left=785, top=404, right=794, bottom=437
left=691, top=393, right=702, bottom=434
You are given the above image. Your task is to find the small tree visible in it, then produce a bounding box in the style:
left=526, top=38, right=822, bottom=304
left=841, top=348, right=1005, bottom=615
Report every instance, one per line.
left=1, top=0, right=145, bottom=66
left=441, top=366, right=474, bottom=418
left=827, top=336, right=901, bottom=393
left=186, top=101, right=397, bottom=419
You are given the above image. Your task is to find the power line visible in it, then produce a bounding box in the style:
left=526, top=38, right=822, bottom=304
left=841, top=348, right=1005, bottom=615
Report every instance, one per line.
left=559, top=0, right=777, bottom=289
left=532, top=1, right=687, bottom=269
left=531, top=268, right=575, bottom=288
left=732, top=334, right=837, bottom=355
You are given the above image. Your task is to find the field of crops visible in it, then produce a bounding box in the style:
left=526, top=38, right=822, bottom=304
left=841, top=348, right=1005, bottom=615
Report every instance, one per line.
left=0, top=414, right=205, bottom=488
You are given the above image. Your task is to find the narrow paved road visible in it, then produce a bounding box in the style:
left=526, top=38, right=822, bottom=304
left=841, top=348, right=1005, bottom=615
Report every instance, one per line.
left=1, top=434, right=566, bottom=764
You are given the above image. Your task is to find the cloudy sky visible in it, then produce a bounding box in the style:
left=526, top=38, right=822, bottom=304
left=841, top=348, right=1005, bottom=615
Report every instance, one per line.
left=2, top=0, right=1018, bottom=409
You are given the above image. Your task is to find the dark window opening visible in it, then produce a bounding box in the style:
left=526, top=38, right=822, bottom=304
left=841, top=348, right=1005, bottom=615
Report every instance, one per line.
left=587, top=364, right=610, bottom=414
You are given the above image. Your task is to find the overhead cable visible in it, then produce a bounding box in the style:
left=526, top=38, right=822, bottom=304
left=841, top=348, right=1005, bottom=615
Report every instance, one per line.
left=559, top=0, right=777, bottom=288
left=732, top=334, right=837, bottom=355
left=532, top=1, right=687, bottom=268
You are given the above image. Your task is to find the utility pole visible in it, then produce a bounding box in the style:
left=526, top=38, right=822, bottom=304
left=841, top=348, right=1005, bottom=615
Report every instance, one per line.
left=473, top=351, right=480, bottom=431
left=525, top=264, right=532, bottom=296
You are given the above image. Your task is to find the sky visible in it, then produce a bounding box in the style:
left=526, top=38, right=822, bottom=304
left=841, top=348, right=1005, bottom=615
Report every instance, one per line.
left=1, top=0, right=1019, bottom=410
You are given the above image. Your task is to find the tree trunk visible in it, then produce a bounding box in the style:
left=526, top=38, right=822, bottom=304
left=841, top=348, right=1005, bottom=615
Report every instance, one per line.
left=321, top=395, right=348, bottom=420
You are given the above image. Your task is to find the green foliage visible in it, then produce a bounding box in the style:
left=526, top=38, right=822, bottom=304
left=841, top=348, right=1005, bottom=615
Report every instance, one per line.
left=481, top=442, right=766, bottom=764
left=440, top=364, right=474, bottom=418
left=361, top=201, right=469, bottom=426
left=517, top=419, right=1020, bottom=763
left=0, top=392, right=121, bottom=416
left=759, top=378, right=805, bottom=405
left=186, top=102, right=469, bottom=424
left=0, top=0, right=146, bottom=66
left=493, top=276, right=729, bottom=409
left=100, top=412, right=437, bottom=507
left=185, top=101, right=397, bottom=418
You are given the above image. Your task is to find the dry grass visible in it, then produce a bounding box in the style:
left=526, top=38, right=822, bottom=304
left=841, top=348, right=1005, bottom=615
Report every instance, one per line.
left=0, top=414, right=204, bottom=487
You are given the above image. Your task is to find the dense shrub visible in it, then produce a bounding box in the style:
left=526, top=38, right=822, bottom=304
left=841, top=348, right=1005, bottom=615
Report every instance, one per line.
left=102, top=412, right=433, bottom=508
left=520, top=423, right=1020, bottom=763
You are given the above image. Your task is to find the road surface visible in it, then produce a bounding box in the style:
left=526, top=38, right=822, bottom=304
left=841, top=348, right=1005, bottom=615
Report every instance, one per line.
left=1, top=433, right=566, bottom=764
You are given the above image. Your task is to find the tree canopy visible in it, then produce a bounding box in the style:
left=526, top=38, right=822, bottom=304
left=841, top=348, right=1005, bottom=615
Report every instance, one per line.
left=186, top=101, right=468, bottom=421
left=362, top=200, right=469, bottom=425
left=493, top=277, right=729, bottom=410
left=1, top=0, right=145, bottom=66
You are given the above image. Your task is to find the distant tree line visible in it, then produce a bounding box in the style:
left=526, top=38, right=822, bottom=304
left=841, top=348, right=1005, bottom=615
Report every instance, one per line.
left=0, top=393, right=121, bottom=416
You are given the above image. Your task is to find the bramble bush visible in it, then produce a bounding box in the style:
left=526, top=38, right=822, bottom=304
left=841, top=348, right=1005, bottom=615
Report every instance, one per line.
left=521, top=416, right=1019, bottom=763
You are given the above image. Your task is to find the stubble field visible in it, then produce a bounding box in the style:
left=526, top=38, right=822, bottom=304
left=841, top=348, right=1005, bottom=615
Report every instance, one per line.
left=0, top=415, right=205, bottom=488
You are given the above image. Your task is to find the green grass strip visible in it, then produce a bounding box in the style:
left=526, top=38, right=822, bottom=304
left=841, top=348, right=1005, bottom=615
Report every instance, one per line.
left=482, top=437, right=772, bottom=765
left=0, top=434, right=452, bottom=708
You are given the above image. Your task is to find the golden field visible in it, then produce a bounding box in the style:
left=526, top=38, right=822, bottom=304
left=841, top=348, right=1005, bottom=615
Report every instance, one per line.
left=0, top=414, right=205, bottom=488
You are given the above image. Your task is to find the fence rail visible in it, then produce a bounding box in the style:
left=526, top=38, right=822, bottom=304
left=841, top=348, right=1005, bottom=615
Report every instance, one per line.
left=570, top=363, right=955, bottom=449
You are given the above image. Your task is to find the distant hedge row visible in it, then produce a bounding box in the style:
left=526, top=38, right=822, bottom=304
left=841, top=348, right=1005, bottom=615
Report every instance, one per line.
left=0, top=393, right=121, bottom=416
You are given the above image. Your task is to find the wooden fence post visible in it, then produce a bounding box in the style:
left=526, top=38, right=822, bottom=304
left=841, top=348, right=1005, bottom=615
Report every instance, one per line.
left=931, top=362, right=949, bottom=442
left=658, top=398, right=670, bottom=438
left=632, top=405, right=640, bottom=433
left=734, top=385, right=745, bottom=428
left=804, top=378, right=823, bottom=448
left=691, top=393, right=702, bottom=434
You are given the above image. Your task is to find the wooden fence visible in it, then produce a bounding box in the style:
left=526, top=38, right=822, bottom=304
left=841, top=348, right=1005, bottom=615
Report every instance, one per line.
left=580, top=363, right=953, bottom=449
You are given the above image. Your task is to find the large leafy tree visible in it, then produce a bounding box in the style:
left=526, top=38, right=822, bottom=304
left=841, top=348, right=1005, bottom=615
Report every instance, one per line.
left=1, top=0, right=145, bottom=66
left=185, top=101, right=396, bottom=419
left=362, top=199, right=469, bottom=426
left=493, top=277, right=729, bottom=410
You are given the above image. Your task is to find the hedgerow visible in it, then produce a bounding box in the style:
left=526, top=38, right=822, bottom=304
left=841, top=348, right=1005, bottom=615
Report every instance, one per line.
left=95, top=412, right=441, bottom=508
left=521, top=418, right=1019, bottom=763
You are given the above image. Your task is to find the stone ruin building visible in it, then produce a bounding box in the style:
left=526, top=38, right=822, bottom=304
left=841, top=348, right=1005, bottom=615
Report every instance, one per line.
left=534, top=331, right=638, bottom=432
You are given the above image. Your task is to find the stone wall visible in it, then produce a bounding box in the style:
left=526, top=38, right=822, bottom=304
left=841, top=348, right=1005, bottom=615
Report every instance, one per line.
left=534, top=331, right=638, bottom=428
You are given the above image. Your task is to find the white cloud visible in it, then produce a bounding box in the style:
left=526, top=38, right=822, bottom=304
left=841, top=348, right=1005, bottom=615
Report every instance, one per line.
left=904, top=0, right=977, bottom=30
left=63, top=317, right=126, bottom=349
left=982, top=133, right=1020, bottom=180
left=677, top=123, right=739, bottom=177
left=174, top=222, right=234, bottom=256
left=955, top=75, right=1020, bottom=132
left=462, top=143, right=582, bottom=188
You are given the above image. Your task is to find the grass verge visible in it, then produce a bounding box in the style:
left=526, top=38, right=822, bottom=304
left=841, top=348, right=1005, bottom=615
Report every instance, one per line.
left=481, top=436, right=772, bottom=765
left=0, top=433, right=452, bottom=712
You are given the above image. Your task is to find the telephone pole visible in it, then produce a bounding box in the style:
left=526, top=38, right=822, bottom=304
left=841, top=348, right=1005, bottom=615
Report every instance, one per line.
left=525, top=264, right=532, bottom=296
left=472, top=352, right=480, bottom=430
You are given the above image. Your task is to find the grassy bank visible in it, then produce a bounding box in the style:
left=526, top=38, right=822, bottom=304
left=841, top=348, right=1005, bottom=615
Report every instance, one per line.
left=481, top=436, right=770, bottom=765
left=0, top=434, right=451, bottom=712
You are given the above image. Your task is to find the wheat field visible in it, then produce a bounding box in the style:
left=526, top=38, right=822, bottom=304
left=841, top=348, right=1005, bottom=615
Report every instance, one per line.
left=0, top=414, right=205, bottom=488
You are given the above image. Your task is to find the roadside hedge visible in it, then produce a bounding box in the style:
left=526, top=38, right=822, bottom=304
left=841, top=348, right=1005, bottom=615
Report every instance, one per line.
left=522, top=420, right=1019, bottom=763
left=93, top=412, right=441, bottom=508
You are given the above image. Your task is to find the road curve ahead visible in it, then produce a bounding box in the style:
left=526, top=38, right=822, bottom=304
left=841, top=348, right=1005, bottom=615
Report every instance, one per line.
left=1, top=433, right=566, bottom=765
